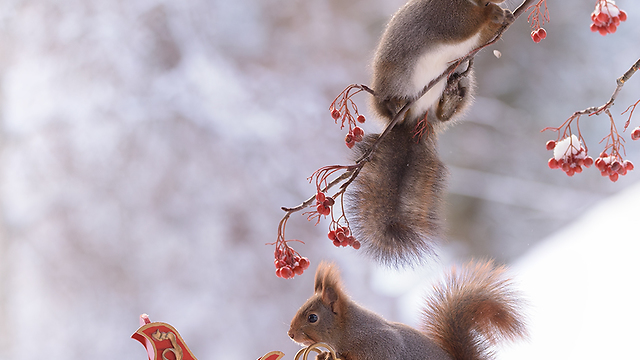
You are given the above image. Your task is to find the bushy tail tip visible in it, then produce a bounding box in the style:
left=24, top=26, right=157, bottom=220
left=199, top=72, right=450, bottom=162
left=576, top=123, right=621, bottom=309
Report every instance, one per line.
left=422, top=260, right=527, bottom=360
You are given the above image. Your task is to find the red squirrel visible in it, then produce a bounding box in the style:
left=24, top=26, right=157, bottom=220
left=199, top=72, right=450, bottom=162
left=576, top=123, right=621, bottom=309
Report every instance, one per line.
left=347, top=0, right=514, bottom=266
left=288, top=261, right=527, bottom=360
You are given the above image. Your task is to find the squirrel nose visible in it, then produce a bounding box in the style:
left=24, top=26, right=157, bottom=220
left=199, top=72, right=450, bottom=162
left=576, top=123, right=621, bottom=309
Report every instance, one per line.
left=287, top=329, right=295, bottom=339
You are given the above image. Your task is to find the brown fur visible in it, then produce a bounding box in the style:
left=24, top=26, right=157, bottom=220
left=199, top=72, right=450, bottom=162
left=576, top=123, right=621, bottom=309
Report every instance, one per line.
left=422, top=260, right=528, bottom=360
left=371, top=0, right=514, bottom=125
left=289, top=262, right=526, bottom=360
left=347, top=121, right=447, bottom=267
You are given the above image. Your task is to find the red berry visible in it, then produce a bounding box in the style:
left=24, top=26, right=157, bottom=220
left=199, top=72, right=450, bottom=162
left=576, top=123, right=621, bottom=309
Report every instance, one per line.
left=280, top=266, right=293, bottom=279
left=583, top=157, right=594, bottom=168
left=546, top=140, right=556, bottom=150
left=316, top=192, right=326, bottom=203
left=337, top=231, right=347, bottom=242
left=597, top=12, right=609, bottom=23
left=299, top=257, right=310, bottom=270
left=352, top=126, right=365, bottom=142
left=612, top=16, right=621, bottom=26
left=548, top=158, right=559, bottom=169
left=344, top=235, right=354, bottom=246
left=619, top=10, right=627, bottom=22
left=607, top=23, right=617, bottom=33
left=591, top=12, right=598, bottom=22
left=328, top=230, right=336, bottom=241
left=352, top=240, right=361, bottom=250
left=631, top=128, right=640, bottom=140
left=357, top=115, right=366, bottom=123
left=531, top=31, right=541, bottom=43
left=611, top=160, right=622, bottom=173
left=598, top=26, right=608, bottom=36
left=609, top=172, right=619, bottom=182
left=565, top=167, right=575, bottom=177
left=341, top=226, right=350, bottom=236
left=537, top=28, right=547, bottom=40
left=317, top=204, right=330, bottom=216
left=345, top=133, right=355, bottom=149
left=590, top=23, right=599, bottom=32
left=595, top=158, right=606, bottom=171
left=624, top=160, right=634, bottom=171
left=331, top=109, right=341, bottom=120
left=562, top=162, right=571, bottom=172
left=333, top=239, right=341, bottom=247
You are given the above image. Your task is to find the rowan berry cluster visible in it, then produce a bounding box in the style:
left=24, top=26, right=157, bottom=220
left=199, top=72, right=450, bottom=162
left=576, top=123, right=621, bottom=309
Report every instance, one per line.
left=329, top=84, right=368, bottom=149
left=594, top=153, right=634, bottom=182
left=546, top=135, right=594, bottom=176
left=328, top=225, right=361, bottom=249
left=590, top=0, right=627, bottom=35
left=274, top=245, right=310, bottom=279
left=527, top=0, right=550, bottom=43
left=345, top=122, right=365, bottom=149
left=314, top=191, right=334, bottom=216
left=530, top=28, right=547, bottom=43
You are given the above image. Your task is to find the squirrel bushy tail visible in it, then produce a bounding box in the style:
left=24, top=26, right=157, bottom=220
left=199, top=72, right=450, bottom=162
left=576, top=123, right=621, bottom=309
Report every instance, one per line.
left=422, top=260, right=528, bottom=360
left=347, top=121, right=447, bottom=267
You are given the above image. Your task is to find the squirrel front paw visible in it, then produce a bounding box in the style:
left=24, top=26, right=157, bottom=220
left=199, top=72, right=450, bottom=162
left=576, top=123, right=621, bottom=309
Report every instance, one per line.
left=501, top=9, right=515, bottom=25
left=489, top=5, right=514, bottom=25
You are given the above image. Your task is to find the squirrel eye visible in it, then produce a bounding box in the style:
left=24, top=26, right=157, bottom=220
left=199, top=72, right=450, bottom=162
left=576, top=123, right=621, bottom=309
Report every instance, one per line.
left=308, top=314, right=318, bottom=323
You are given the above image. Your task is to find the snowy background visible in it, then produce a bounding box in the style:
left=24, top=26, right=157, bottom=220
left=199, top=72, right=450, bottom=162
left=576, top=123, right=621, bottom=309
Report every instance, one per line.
left=0, top=0, right=638, bottom=359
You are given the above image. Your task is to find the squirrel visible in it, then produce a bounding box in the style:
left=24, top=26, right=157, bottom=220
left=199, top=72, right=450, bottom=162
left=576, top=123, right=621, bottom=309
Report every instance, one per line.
left=346, top=0, right=514, bottom=266
left=288, top=261, right=527, bottom=360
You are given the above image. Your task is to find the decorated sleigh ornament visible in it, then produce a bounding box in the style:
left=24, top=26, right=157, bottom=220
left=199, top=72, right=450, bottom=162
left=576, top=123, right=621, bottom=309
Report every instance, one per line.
left=132, top=314, right=340, bottom=360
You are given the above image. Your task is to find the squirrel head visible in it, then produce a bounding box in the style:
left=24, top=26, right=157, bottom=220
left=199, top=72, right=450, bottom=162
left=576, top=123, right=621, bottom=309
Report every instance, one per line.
left=288, top=262, right=347, bottom=346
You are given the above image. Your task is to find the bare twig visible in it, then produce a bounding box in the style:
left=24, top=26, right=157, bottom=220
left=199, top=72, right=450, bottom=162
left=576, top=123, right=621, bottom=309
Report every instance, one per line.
left=542, top=57, right=640, bottom=135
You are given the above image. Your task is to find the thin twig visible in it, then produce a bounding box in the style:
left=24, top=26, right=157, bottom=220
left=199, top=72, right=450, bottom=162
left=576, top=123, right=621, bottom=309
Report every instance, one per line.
left=542, top=57, right=640, bottom=136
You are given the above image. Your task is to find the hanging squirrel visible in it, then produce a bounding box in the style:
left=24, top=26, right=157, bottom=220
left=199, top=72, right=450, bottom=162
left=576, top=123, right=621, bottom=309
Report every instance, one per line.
left=288, top=261, right=527, bottom=360
left=347, top=0, right=514, bottom=266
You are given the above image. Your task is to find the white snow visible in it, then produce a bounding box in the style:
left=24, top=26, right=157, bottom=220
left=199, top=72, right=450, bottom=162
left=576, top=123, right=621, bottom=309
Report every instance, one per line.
left=553, top=134, right=585, bottom=161
left=498, top=180, right=640, bottom=359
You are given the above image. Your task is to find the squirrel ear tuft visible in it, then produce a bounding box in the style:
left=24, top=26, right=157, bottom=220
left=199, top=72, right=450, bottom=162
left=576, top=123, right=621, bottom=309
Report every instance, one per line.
left=314, top=261, right=330, bottom=293
left=316, top=262, right=345, bottom=314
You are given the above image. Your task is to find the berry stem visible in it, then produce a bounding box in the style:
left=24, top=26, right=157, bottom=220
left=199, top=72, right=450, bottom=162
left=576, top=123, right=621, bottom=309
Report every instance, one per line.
left=622, top=99, right=640, bottom=131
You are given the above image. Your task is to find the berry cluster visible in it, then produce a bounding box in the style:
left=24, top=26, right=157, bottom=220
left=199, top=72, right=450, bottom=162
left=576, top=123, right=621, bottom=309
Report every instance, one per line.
left=530, top=28, right=547, bottom=43
left=527, top=0, right=550, bottom=43
left=274, top=245, right=310, bottom=279
left=546, top=135, right=594, bottom=176
left=329, top=84, right=368, bottom=149
left=328, top=225, right=361, bottom=249
left=595, top=153, right=634, bottom=182
left=315, top=191, right=334, bottom=216
left=590, top=0, right=627, bottom=35
left=345, top=123, right=365, bottom=149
